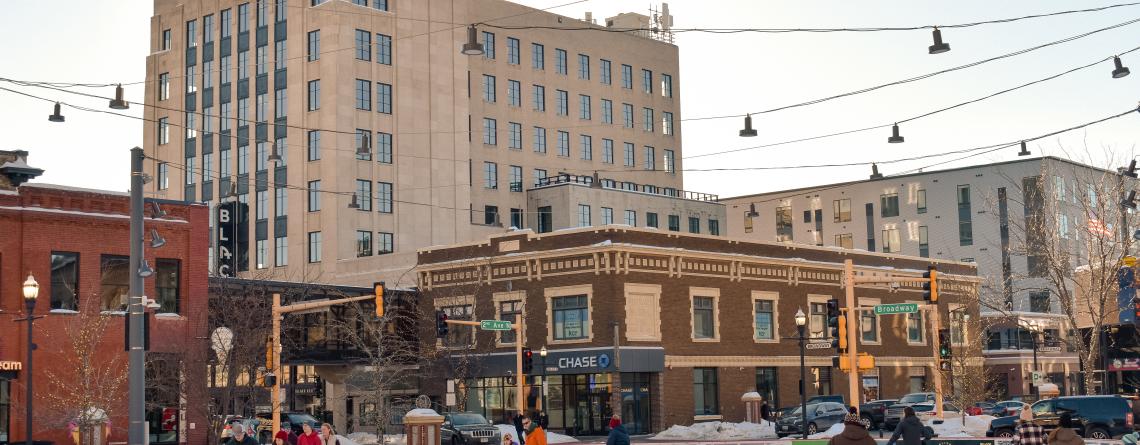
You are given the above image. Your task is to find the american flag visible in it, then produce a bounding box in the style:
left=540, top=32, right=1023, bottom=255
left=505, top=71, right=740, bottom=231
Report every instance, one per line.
left=1088, top=215, right=1113, bottom=237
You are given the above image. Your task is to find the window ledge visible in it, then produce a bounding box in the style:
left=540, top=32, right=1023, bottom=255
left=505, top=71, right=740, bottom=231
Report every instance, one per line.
left=694, top=415, right=723, bottom=422
left=49, top=309, right=79, bottom=315
left=692, top=337, right=720, bottom=343
left=549, top=338, right=590, bottom=345
left=754, top=339, right=779, bottom=344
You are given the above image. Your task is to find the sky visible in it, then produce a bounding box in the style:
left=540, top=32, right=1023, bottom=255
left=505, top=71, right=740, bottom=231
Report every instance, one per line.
left=1, top=0, right=1138, bottom=198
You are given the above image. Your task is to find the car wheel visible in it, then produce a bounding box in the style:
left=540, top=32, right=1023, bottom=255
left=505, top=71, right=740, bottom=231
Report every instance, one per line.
left=807, top=423, right=818, bottom=435
left=861, top=415, right=875, bottom=430
left=996, top=428, right=1015, bottom=438
left=1085, top=427, right=1110, bottom=439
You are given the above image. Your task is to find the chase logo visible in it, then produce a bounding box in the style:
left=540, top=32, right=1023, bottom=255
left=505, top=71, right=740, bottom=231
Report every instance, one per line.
left=598, top=353, right=611, bottom=368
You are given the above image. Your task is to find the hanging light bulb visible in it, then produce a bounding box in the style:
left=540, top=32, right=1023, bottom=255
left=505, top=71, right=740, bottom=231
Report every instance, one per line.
left=887, top=123, right=904, bottom=143
left=357, top=132, right=371, bottom=155
left=267, top=142, right=282, bottom=162
left=150, top=228, right=167, bottom=248
left=109, top=84, right=130, bottom=110
left=1112, top=56, right=1131, bottom=79
left=348, top=193, right=361, bottom=209
left=48, top=102, right=65, bottom=122
left=869, top=163, right=884, bottom=180
left=138, top=259, right=155, bottom=278
left=739, top=114, right=757, bottom=137
left=928, top=27, right=950, bottom=55
left=1123, top=190, right=1138, bottom=210
left=1018, top=141, right=1031, bottom=157
left=461, top=24, right=485, bottom=56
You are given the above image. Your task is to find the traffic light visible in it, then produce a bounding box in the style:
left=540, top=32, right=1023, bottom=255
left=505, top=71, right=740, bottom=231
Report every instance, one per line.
left=436, top=310, right=449, bottom=338
left=923, top=266, right=939, bottom=303
left=837, top=314, right=848, bottom=352
left=938, top=328, right=952, bottom=369
left=522, top=347, right=534, bottom=374
left=827, top=299, right=840, bottom=348
left=374, top=281, right=386, bottom=318
left=264, top=373, right=277, bottom=387
left=266, top=335, right=275, bottom=370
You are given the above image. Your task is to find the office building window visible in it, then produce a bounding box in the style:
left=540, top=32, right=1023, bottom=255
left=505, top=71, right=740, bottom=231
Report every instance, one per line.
left=621, top=64, right=632, bottom=89
left=376, top=33, right=391, bottom=65
left=641, top=69, right=652, bottom=94
left=220, top=55, right=231, bottom=85
left=776, top=205, right=793, bottom=242
left=668, top=214, right=680, bottom=232
left=256, top=239, right=268, bottom=269
left=601, top=99, right=613, bottom=124
left=533, top=169, right=547, bottom=187
left=499, top=300, right=522, bottom=344
left=907, top=310, right=924, bottom=343
left=556, top=90, right=568, bottom=116
left=833, top=199, right=851, bottom=222
left=353, top=79, right=371, bottom=110
left=919, top=226, right=929, bottom=257
left=307, top=232, right=322, bottom=263
left=552, top=295, right=588, bottom=340
left=483, top=162, right=498, bottom=189
left=624, top=210, right=636, bottom=226
left=554, top=48, right=567, bottom=74
left=274, top=40, right=286, bottom=70
left=483, top=118, right=497, bottom=145
left=664, top=149, right=675, bottom=174
left=307, top=30, right=320, bottom=61
left=307, top=180, right=320, bottom=211
left=482, top=74, right=496, bottom=103
left=532, top=43, right=544, bottom=69
left=693, top=368, right=718, bottom=415
left=644, top=146, right=655, bottom=170
left=882, top=228, right=900, bottom=253
left=508, top=123, right=522, bottom=149
left=688, top=217, right=700, bottom=234
left=507, top=37, right=519, bottom=64
left=602, top=139, right=614, bottom=164
left=221, top=8, right=231, bottom=37
left=507, top=80, right=521, bottom=107
left=482, top=32, right=495, bottom=59
left=378, top=232, right=393, bottom=254
left=486, top=205, right=500, bottom=227
left=577, top=204, right=591, bottom=227
left=881, top=193, right=899, bottom=217
left=256, top=45, right=267, bottom=75
left=1030, top=291, right=1051, bottom=312
left=50, top=252, right=80, bottom=310
left=693, top=296, right=715, bottom=339
left=186, top=65, right=197, bottom=94
left=158, top=118, right=169, bottom=145
left=600, top=59, right=611, bottom=84
left=533, top=127, right=547, bottom=153
left=917, top=189, right=927, bottom=213
left=274, top=236, right=287, bottom=266
left=307, top=130, right=320, bottom=161
left=509, top=165, right=522, bottom=192
left=579, top=94, right=591, bottom=120
left=355, top=29, right=371, bottom=60
left=643, top=108, right=654, bottom=132
left=355, top=180, right=373, bottom=211
left=646, top=212, right=659, bottom=228
left=709, top=219, right=720, bottom=236
left=958, top=185, right=973, bottom=246
left=274, top=89, right=286, bottom=119
left=238, top=50, right=249, bottom=79
left=154, top=259, right=180, bottom=313
left=580, top=135, right=592, bottom=160
left=376, top=132, right=392, bottom=163
left=161, top=29, right=171, bottom=50
left=237, top=145, right=248, bottom=174
left=661, top=73, right=673, bottom=98
left=623, top=142, right=635, bottom=167
left=274, top=186, right=286, bottom=217
left=663, top=112, right=674, bottom=136
left=376, top=83, right=392, bottom=113
left=186, top=19, right=197, bottom=47
left=835, top=233, right=853, bottom=249
left=601, top=207, right=613, bottom=225
left=578, top=54, right=590, bottom=79
left=356, top=230, right=373, bottom=257
left=442, top=304, right=474, bottom=346
left=532, top=84, right=545, bottom=111
left=255, top=190, right=268, bottom=220
left=307, top=79, right=320, bottom=111
left=377, top=182, right=392, bottom=213
left=238, top=3, right=249, bottom=32
left=557, top=131, right=570, bottom=157
left=185, top=157, right=197, bottom=185
left=158, top=73, right=170, bottom=100
left=622, top=103, right=634, bottom=128
left=754, top=299, right=774, bottom=340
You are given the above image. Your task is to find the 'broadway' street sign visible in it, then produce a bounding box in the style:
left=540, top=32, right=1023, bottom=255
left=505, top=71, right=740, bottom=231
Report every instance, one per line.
left=874, top=303, right=919, bottom=315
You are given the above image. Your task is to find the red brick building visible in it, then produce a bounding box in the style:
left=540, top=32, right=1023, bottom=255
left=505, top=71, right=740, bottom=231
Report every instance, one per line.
left=415, top=227, right=980, bottom=434
left=0, top=160, right=209, bottom=444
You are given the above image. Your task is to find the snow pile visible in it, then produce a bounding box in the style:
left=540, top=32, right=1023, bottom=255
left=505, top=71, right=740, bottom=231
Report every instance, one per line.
left=337, top=435, right=361, bottom=445
left=652, top=421, right=777, bottom=440
left=926, top=415, right=995, bottom=438
left=345, top=433, right=380, bottom=444
left=808, top=423, right=847, bottom=439
left=495, top=424, right=579, bottom=444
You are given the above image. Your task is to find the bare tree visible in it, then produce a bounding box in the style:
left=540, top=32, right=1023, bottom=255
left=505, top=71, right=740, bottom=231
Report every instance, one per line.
left=940, top=306, right=1003, bottom=411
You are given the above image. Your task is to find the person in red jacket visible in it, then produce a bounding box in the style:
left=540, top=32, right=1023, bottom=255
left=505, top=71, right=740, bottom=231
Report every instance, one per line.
left=297, top=423, right=322, bottom=445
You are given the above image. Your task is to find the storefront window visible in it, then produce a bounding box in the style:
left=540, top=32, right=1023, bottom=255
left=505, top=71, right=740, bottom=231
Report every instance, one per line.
left=755, top=368, right=778, bottom=408
left=693, top=368, right=718, bottom=415
left=692, top=297, right=715, bottom=339
left=146, top=354, right=181, bottom=444
left=812, top=367, right=832, bottom=395
left=0, top=379, right=9, bottom=443
left=552, top=296, right=588, bottom=340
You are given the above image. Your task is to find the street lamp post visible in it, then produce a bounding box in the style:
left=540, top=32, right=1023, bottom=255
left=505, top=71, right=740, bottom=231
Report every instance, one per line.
left=539, top=347, right=548, bottom=413
left=1027, top=321, right=1040, bottom=400
left=20, top=273, right=40, bottom=445
left=795, top=309, right=808, bottom=440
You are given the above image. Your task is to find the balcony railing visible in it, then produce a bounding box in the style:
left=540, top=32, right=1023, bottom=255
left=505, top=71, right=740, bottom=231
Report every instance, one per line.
left=533, top=173, right=718, bottom=201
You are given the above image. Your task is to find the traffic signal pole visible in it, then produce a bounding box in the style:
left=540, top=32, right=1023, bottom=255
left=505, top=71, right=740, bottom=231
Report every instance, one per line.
left=843, top=260, right=860, bottom=412
left=928, top=306, right=945, bottom=418
left=445, top=318, right=526, bottom=414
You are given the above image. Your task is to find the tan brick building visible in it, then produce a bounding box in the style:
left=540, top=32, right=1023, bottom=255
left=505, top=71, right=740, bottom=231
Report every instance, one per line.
left=415, top=226, right=980, bottom=434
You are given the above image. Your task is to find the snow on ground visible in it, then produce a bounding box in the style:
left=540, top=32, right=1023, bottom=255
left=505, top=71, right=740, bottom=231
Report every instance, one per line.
left=652, top=421, right=777, bottom=440
left=495, top=424, right=579, bottom=444
left=926, top=415, right=995, bottom=438
left=808, top=423, right=847, bottom=439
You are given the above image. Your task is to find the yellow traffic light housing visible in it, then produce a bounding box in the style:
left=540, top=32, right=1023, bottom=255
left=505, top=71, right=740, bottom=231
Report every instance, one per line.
left=265, top=335, right=274, bottom=370
left=923, top=266, right=939, bottom=303
left=374, top=281, right=386, bottom=318
left=837, top=314, right=848, bottom=351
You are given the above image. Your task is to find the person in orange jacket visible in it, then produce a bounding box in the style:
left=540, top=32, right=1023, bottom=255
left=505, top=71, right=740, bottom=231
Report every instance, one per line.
left=523, top=416, right=547, bottom=445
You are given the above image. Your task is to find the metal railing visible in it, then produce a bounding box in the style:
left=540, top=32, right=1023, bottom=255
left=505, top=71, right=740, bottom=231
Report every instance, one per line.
left=533, top=173, right=718, bottom=201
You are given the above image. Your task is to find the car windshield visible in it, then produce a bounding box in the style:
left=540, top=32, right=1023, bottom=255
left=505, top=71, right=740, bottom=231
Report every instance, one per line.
left=790, top=404, right=819, bottom=416
left=451, top=414, right=490, bottom=426
left=288, top=413, right=320, bottom=426
left=899, top=394, right=928, bottom=404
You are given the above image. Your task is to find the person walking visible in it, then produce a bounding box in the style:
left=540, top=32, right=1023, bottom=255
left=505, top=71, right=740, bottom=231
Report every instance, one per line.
left=297, top=423, right=322, bottom=445
left=320, top=423, right=339, bottom=445
left=1047, top=413, right=1084, bottom=445
left=523, top=416, right=548, bottom=445
left=275, top=426, right=299, bottom=445
left=512, top=411, right=526, bottom=445
left=606, top=415, right=630, bottom=445
left=537, top=409, right=550, bottom=430
left=225, top=422, right=259, bottom=445
left=502, top=432, right=520, bottom=445
left=760, top=398, right=772, bottom=423
left=827, top=413, right=877, bottom=445
left=887, top=407, right=932, bottom=445
left=1012, top=408, right=1047, bottom=445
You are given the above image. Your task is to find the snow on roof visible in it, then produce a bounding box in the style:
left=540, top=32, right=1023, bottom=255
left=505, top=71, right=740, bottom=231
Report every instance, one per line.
left=26, top=183, right=128, bottom=196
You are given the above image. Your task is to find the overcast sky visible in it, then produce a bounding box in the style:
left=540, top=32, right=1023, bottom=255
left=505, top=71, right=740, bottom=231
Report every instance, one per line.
left=1, top=0, right=1137, bottom=197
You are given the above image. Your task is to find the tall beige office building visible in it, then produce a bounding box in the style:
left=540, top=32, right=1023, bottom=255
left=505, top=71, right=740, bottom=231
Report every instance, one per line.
left=143, top=0, right=711, bottom=287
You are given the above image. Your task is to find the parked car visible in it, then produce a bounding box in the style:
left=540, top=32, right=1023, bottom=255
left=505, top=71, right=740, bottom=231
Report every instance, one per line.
left=986, top=395, right=1134, bottom=439
left=776, top=402, right=848, bottom=437
left=808, top=395, right=846, bottom=405
left=858, top=399, right=898, bottom=429
left=966, top=402, right=1001, bottom=416
left=884, top=393, right=937, bottom=430
left=912, top=402, right=961, bottom=421
left=993, top=400, right=1030, bottom=417
left=441, top=412, right=500, bottom=445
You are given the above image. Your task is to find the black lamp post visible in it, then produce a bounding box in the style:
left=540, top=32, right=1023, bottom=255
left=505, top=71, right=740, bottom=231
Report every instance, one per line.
left=539, top=346, right=548, bottom=413
left=1028, top=321, right=1040, bottom=400
left=795, top=308, right=808, bottom=440
left=20, top=273, right=40, bottom=445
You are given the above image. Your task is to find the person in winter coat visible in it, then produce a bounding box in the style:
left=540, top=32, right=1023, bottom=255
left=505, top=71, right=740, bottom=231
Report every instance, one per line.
left=1012, top=407, right=1047, bottom=445
left=225, top=422, right=259, bottom=445
left=275, top=428, right=299, bottom=445
left=297, top=423, right=322, bottom=445
left=536, top=410, right=550, bottom=430
left=1048, top=413, right=1085, bottom=445
left=320, top=423, right=339, bottom=445
left=606, top=415, right=630, bottom=445
left=523, top=416, right=548, bottom=445
left=760, top=399, right=772, bottom=423
left=512, top=411, right=526, bottom=445
left=827, top=413, right=877, bottom=445
left=502, top=432, right=520, bottom=445
left=887, top=407, right=932, bottom=445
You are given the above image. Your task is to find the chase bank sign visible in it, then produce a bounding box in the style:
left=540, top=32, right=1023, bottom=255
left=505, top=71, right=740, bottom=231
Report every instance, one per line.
left=558, top=353, right=611, bottom=370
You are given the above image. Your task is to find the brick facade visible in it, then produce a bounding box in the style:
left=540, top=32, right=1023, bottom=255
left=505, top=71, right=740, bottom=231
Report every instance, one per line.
left=0, top=184, right=208, bottom=444
left=416, top=227, right=980, bottom=433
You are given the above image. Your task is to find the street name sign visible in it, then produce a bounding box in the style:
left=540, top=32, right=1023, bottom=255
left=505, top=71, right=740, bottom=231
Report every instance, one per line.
left=874, top=303, right=919, bottom=315
left=805, top=342, right=834, bottom=350
left=480, top=320, right=513, bottom=330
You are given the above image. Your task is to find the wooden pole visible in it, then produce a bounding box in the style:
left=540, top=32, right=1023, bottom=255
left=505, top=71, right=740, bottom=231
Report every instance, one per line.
left=844, top=260, right=860, bottom=410
left=929, top=305, right=945, bottom=418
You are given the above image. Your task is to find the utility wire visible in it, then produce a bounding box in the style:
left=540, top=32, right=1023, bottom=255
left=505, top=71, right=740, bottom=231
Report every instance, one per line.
left=684, top=43, right=1140, bottom=160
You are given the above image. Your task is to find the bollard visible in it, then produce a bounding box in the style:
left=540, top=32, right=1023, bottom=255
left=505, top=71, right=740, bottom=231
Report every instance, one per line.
left=741, top=392, right=763, bottom=423
left=405, top=408, right=445, bottom=445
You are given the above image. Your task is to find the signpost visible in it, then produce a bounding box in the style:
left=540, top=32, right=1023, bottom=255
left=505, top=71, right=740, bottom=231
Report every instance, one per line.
left=1038, top=346, right=1062, bottom=353
left=805, top=342, right=834, bottom=350
left=873, top=303, right=919, bottom=315
left=480, top=320, right=513, bottom=331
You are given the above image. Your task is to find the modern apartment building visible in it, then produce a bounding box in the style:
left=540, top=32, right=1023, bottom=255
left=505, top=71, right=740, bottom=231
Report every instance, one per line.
left=720, top=156, right=1136, bottom=397
left=143, top=0, right=690, bottom=288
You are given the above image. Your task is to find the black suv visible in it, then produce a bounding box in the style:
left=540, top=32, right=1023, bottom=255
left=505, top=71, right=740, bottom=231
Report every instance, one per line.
left=986, top=396, right=1134, bottom=439
left=859, top=399, right=898, bottom=430
left=441, top=412, right=500, bottom=445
